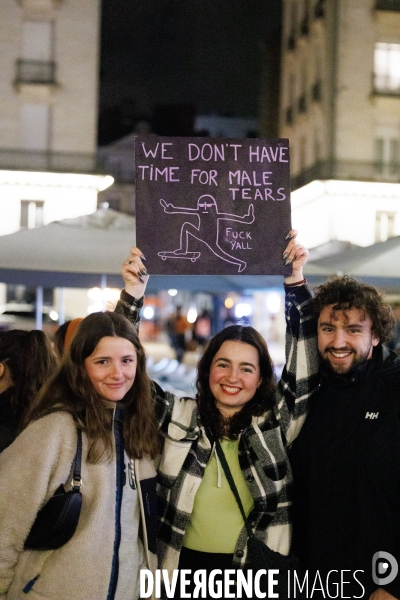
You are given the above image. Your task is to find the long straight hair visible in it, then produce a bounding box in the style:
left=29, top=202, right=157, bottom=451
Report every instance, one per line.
left=0, top=329, right=57, bottom=429
left=196, top=325, right=276, bottom=438
left=24, top=311, right=159, bottom=461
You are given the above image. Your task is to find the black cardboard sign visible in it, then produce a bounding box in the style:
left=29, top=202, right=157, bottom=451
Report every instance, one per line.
left=135, top=135, right=291, bottom=275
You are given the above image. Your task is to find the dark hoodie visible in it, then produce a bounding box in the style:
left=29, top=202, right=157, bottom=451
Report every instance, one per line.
left=290, top=345, right=400, bottom=599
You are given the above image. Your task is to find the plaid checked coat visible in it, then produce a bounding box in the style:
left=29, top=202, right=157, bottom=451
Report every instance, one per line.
left=115, top=283, right=319, bottom=577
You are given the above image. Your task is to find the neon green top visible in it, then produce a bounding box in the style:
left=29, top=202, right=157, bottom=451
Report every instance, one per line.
left=182, top=438, right=254, bottom=553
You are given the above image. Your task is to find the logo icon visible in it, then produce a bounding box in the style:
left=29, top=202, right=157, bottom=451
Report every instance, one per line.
left=365, top=412, right=379, bottom=419
left=372, top=551, right=398, bottom=586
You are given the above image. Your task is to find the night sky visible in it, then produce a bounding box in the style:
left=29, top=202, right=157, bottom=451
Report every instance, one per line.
left=99, top=0, right=282, bottom=143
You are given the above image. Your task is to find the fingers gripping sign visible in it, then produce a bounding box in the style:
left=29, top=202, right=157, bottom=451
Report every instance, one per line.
left=121, top=247, right=149, bottom=298
left=282, top=229, right=309, bottom=285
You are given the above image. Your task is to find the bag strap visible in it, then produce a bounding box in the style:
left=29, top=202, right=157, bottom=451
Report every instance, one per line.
left=71, top=429, right=82, bottom=491
left=208, top=428, right=253, bottom=538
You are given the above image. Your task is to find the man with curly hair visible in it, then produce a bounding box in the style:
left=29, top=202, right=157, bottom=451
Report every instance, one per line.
left=290, top=276, right=400, bottom=600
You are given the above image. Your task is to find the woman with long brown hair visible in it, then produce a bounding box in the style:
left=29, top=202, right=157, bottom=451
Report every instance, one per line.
left=0, top=311, right=158, bottom=600
left=0, top=329, right=57, bottom=452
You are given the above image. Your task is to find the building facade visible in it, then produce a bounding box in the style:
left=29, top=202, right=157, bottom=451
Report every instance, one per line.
left=272, top=0, right=400, bottom=248
left=0, top=0, right=113, bottom=316
left=0, top=0, right=110, bottom=239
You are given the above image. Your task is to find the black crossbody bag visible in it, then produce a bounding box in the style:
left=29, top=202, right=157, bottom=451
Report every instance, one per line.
left=24, top=428, right=83, bottom=551
left=211, top=432, right=300, bottom=600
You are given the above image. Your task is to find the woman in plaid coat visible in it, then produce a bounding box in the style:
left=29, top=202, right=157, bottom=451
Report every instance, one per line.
left=116, top=230, right=319, bottom=596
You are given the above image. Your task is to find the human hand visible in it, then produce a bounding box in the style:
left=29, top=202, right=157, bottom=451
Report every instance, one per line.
left=121, top=247, right=149, bottom=298
left=282, top=229, right=309, bottom=285
left=160, top=198, right=172, bottom=211
left=369, top=588, right=398, bottom=600
left=247, top=204, right=255, bottom=221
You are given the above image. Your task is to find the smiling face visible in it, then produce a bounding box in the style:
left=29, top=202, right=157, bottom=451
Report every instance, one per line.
left=84, top=336, right=137, bottom=402
left=318, top=305, right=380, bottom=375
left=209, top=340, right=262, bottom=417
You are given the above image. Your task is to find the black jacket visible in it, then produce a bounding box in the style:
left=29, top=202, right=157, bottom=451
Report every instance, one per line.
left=290, top=345, right=400, bottom=599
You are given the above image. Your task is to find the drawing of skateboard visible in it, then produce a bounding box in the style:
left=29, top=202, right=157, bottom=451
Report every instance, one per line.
left=158, top=251, right=201, bottom=262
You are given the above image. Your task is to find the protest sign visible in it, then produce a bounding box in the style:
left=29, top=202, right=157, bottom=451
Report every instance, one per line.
left=135, top=135, right=291, bottom=275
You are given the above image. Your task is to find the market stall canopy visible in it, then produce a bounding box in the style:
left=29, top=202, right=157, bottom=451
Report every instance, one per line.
left=0, top=209, right=136, bottom=288
left=309, top=235, right=400, bottom=294
left=0, top=209, right=327, bottom=292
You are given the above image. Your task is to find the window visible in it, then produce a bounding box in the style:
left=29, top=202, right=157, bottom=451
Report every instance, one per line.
left=389, top=139, right=399, bottom=174
left=285, top=74, right=296, bottom=125
left=20, top=104, right=50, bottom=150
left=22, top=21, right=52, bottom=61
left=374, top=136, right=400, bottom=176
left=312, top=52, right=322, bottom=102
left=314, top=135, right=321, bottom=164
left=375, top=211, right=396, bottom=242
left=374, top=43, right=400, bottom=94
left=314, top=0, right=325, bottom=19
left=287, top=1, right=297, bottom=50
left=16, top=21, right=56, bottom=86
left=298, top=63, right=308, bottom=113
left=300, top=0, right=310, bottom=35
left=20, top=201, right=44, bottom=229
left=300, top=136, right=307, bottom=171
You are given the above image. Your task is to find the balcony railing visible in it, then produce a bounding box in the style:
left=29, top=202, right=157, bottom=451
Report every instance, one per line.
left=375, top=0, right=400, bottom=10
left=18, top=0, right=62, bottom=9
left=291, top=159, right=400, bottom=191
left=0, top=149, right=104, bottom=175
left=15, top=60, right=56, bottom=85
left=373, top=74, right=400, bottom=96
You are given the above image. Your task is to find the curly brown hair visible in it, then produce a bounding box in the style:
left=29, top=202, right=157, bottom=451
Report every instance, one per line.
left=24, top=311, right=159, bottom=462
left=196, top=325, right=276, bottom=439
left=311, top=276, right=396, bottom=343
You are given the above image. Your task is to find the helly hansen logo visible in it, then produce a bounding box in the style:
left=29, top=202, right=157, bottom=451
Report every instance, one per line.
left=365, top=412, right=379, bottom=419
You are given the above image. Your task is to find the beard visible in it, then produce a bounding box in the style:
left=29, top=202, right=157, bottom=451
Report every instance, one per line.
left=320, top=346, right=373, bottom=375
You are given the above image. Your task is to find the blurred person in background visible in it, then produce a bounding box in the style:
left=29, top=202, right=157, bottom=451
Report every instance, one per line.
left=0, top=329, right=57, bottom=452
left=386, top=302, right=400, bottom=355
left=53, top=318, right=83, bottom=359
left=192, top=309, right=211, bottom=349
left=166, top=305, right=191, bottom=362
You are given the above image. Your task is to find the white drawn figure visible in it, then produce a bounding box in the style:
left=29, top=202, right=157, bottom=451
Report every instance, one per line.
left=158, top=194, right=255, bottom=273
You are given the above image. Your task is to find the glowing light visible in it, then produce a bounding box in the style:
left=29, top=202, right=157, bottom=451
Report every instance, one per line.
left=235, top=303, right=252, bottom=318
left=291, top=179, right=400, bottom=207
left=49, top=310, right=59, bottom=321
left=266, top=292, right=281, bottom=315
left=143, top=306, right=155, bottom=320
left=97, top=175, right=115, bottom=191
left=87, top=287, right=120, bottom=302
left=0, top=170, right=114, bottom=190
left=225, top=297, right=234, bottom=309
left=87, top=287, right=102, bottom=300
left=103, top=288, right=120, bottom=302
left=187, top=307, right=198, bottom=324
left=87, top=302, right=103, bottom=314
left=168, top=289, right=178, bottom=297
